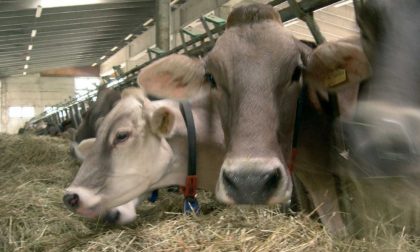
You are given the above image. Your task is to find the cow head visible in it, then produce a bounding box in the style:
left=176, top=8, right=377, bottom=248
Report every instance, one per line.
left=138, top=4, right=311, bottom=204
left=64, top=88, right=181, bottom=219
left=344, top=0, right=420, bottom=175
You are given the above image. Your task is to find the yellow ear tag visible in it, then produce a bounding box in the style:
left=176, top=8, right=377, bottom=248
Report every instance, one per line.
left=324, top=68, right=347, bottom=88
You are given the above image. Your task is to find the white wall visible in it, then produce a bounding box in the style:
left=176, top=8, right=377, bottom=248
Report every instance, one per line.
left=0, top=73, right=75, bottom=134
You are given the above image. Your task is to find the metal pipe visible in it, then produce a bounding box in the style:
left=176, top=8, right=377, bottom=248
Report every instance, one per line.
left=287, top=0, right=326, bottom=44
left=156, top=0, right=170, bottom=51
left=280, top=0, right=340, bottom=22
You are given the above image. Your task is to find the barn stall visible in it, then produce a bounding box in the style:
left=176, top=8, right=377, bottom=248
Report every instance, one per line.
left=0, top=0, right=419, bottom=251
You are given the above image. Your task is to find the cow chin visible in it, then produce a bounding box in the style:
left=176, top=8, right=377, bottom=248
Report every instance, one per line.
left=215, top=157, right=292, bottom=205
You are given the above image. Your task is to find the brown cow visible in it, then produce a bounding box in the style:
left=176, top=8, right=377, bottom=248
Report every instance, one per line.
left=137, top=4, right=373, bottom=236
left=138, top=4, right=310, bottom=206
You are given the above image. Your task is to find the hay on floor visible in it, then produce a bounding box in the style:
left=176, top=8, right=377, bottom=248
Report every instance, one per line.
left=0, top=134, right=419, bottom=251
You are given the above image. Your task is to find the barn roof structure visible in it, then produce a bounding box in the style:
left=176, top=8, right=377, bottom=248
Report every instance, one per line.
left=0, top=0, right=159, bottom=77
left=0, top=0, right=357, bottom=79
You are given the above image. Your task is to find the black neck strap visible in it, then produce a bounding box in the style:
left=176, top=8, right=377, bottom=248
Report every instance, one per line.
left=179, top=101, right=199, bottom=200
left=179, top=101, right=197, bottom=176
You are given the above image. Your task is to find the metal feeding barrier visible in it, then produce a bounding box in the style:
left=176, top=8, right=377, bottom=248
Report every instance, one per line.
left=28, top=0, right=340, bottom=127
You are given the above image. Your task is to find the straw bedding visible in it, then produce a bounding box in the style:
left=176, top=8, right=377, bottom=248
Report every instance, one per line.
left=0, top=134, right=419, bottom=251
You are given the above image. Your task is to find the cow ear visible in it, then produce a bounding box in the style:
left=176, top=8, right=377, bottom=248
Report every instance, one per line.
left=304, top=36, right=371, bottom=91
left=138, top=54, right=206, bottom=100
left=73, top=138, right=96, bottom=161
left=149, top=107, right=176, bottom=137
left=94, top=117, right=104, bottom=131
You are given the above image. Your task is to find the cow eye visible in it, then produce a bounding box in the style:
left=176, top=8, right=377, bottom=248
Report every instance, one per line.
left=205, top=73, right=217, bottom=89
left=291, top=66, right=302, bottom=82
left=114, top=131, right=130, bottom=145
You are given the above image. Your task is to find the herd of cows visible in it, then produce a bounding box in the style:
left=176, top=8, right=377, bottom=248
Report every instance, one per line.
left=23, top=1, right=420, bottom=237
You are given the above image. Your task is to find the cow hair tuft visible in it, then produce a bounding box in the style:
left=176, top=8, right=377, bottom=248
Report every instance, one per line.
left=226, top=3, right=281, bottom=28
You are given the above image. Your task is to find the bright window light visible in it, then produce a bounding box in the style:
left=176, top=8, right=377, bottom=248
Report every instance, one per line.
left=28, top=44, right=33, bottom=50
left=284, top=18, right=299, bottom=27
left=44, top=106, right=57, bottom=112
left=124, top=34, right=133, bottom=40
left=100, top=55, right=106, bottom=60
left=31, top=29, right=37, bottom=37
left=8, top=107, right=35, bottom=118
left=143, top=18, right=154, bottom=27
left=110, top=46, right=118, bottom=52
left=26, top=56, right=30, bottom=61
left=35, top=5, right=43, bottom=18
left=91, top=63, right=97, bottom=67
left=334, top=0, right=353, bottom=8
left=24, top=64, right=28, bottom=69
left=74, top=77, right=100, bottom=97
left=41, top=0, right=101, bottom=8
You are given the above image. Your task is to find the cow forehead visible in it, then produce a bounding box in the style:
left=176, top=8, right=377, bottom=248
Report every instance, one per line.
left=207, top=21, right=298, bottom=72
left=96, top=98, right=146, bottom=143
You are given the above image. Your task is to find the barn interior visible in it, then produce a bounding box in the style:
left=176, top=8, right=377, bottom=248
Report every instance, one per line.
left=0, top=0, right=359, bottom=134
left=1, top=0, right=419, bottom=251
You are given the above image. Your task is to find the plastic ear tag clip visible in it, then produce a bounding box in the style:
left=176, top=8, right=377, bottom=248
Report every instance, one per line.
left=324, top=68, right=347, bottom=88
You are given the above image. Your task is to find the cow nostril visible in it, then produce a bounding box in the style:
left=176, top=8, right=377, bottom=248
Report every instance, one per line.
left=222, top=171, right=237, bottom=190
left=103, top=210, right=120, bottom=224
left=63, top=193, right=79, bottom=209
left=264, top=168, right=281, bottom=190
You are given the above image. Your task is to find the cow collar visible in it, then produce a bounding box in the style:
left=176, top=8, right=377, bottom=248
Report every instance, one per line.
left=147, top=101, right=199, bottom=213
left=289, top=86, right=306, bottom=173
left=289, top=86, right=342, bottom=172
left=179, top=101, right=200, bottom=214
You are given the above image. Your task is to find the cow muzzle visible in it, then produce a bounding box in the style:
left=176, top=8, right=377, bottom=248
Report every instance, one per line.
left=215, top=157, right=291, bottom=204
left=63, top=187, right=102, bottom=219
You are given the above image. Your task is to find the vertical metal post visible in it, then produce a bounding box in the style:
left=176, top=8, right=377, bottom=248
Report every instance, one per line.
left=73, top=104, right=81, bottom=127
left=156, top=0, right=170, bottom=51
left=66, top=108, right=71, bottom=121
left=80, top=102, right=86, bottom=116
left=200, top=17, right=215, bottom=44
left=58, top=110, right=64, bottom=123
left=73, top=103, right=82, bottom=128
left=287, top=0, right=326, bottom=44
left=53, top=113, right=60, bottom=125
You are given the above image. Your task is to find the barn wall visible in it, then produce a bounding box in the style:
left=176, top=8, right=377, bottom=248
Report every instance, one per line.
left=0, top=73, right=75, bottom=134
